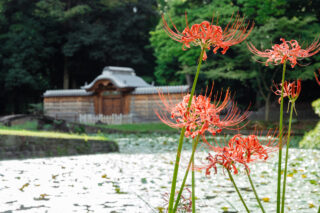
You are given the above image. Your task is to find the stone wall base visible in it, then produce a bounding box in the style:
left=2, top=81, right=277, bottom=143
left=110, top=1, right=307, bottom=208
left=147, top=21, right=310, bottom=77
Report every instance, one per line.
left=0, top=135, right=118, bottom=160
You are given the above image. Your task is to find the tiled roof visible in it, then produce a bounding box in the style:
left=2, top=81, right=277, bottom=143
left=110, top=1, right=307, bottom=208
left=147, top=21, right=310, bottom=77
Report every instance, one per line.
left=82, top=66, right=150, bottom=90
left=43, top=86, right=189, bottom=97
left=43, top=89, right=93, bottom=97
left=132, top=85, right=189, bottom=95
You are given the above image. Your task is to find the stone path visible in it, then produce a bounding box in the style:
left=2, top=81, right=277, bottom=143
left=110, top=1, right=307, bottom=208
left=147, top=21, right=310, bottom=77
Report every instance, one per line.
left=0, top=133, right=319, bottom=212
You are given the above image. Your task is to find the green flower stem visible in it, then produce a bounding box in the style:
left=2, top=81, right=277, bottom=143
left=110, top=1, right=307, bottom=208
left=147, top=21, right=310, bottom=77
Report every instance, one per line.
left=227, top=169, right=251, bottom=213
left=317, top=205, right=320, bottom=213
left=245, top=168, right=266, bottom=213
left=168, top=48, right=205, bottom=213
left=281, top=102, right=295, bottom=213
left=173, top=135, right=200, bottom=213
left=169, top=127, right=186, bottom=212
left=192, top=150, right=196, bottom=213
left=277, top=61, right=287, bottom=213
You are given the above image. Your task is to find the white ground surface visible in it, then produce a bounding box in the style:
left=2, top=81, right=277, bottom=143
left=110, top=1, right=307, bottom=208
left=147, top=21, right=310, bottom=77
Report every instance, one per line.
left=0, top=133, right=319, bottom=213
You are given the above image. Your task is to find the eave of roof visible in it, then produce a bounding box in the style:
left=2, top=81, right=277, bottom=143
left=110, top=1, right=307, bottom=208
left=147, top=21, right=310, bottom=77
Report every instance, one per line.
left=43, top=85, right=190, bottom=97
left=43, top=89, right=93, bottom=97
left=132, top=85, right=189, bottom=95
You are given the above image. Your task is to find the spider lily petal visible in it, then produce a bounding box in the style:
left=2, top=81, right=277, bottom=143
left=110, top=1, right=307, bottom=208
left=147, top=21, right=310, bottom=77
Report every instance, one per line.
left=248, top=38, right=320, bottom=68
left=156, top=87, right=249, bottom=140
left=272, top=79, right=302, bottom=103
left=162, top=12, right=253, bottom=60
left=199, top=129, right=280, bottom=175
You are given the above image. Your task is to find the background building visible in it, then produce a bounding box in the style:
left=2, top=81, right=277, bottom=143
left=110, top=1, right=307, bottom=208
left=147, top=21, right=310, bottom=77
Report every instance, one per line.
left=43, top=66, right=189, bottom=124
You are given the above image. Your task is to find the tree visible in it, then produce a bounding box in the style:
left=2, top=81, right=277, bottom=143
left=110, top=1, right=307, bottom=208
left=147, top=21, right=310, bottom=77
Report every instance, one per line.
left=150, top=0, right=320, bottom=120
left=35, top=0, right=158, bottom=89
left=0, top=0, right=55, bottom=112
left=0, top=0, right=159, bottom=114
left=150, top=0, right=240, bottom=85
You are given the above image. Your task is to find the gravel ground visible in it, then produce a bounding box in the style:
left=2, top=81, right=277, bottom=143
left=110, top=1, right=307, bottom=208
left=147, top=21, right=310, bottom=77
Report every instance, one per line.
left=0, top=133, right=319, bottom=213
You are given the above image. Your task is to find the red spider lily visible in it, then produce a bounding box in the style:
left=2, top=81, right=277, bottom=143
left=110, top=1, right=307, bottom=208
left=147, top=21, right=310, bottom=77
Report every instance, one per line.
left=162, top=188, right=192, bottom=212
left=229, top=131, right=279, bottom=163
left=162, top=12, right=254, bottom=61
left=204, top=146, right=248, bottom=175
left=156, top=88, right=249, bottom=140
left=199, top=130, right=280, bottom=175
left=315, top=69, right=320, bottom=85
left=272, top=79, right=302, bottom=104
left=248, top=38, right=320, bottom=68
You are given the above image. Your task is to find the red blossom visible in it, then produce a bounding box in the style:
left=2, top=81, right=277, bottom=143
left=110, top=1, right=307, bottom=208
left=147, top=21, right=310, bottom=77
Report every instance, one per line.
left=162, top=13, right=254, bottom=60
left=248, top=38, right=320, bottom=68
left=200, top=130, right=279, bottom=175
left=272, top=79, right=302, bottom=103
left=156, top=88, right=249, bottom=140
left=204, top=142, right=248, bottom=175
left=315, top=69, right=320, bottom=86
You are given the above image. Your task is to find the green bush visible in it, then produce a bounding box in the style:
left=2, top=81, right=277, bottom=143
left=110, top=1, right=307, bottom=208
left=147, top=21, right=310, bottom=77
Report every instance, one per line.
left=311, top=98, right=320, bottom=116
left=299, top=99, right=320, bottom=149
left=28, top=103, right=44, bottom=115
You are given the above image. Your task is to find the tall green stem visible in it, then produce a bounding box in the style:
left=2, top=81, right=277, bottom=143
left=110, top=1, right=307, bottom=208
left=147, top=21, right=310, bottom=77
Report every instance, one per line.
left=227, top=169, right=251, bottom=213
left=173, top=136, right=200, bottom=212
left=192, top=152, right=196, bottom=213
left=168, top=48, right=205, bottom=213
left=277, top=61, right=286, bottom=213
left=281, top=102, right=294, bottom=213
left=245, top=168, right=266, bottom=213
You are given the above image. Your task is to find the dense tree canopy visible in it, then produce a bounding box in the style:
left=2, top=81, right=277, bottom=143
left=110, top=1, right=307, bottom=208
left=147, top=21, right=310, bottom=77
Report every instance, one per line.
left=0, top=0, right=158, bottom=114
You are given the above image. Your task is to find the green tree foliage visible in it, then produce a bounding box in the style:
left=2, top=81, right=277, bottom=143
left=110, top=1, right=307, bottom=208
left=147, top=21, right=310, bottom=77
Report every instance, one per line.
left=0, top=0, right=158, bottom=114
left=34, top=0, right=158, bottom=88
left=150, top=0, right=239, bottom=85
left=150, top=0, right=320, bottom=119
left=238, top=0, right=286, bottom=24
left=0, top=0, right=55, bottom=112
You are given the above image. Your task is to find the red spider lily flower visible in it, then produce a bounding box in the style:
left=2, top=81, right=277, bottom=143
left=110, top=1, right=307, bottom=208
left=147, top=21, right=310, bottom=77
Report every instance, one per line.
left=156, top=88, right=249, bottom=140
left=204, top=144, right=248, bottom=175
left=162, top=12, right=254, bottom=61
left=199, top=130, right=280, bottom=175
left=315, top=69, right=320, bottom=86
left=229, top=131, right=279, bottom=163
left=248, top=38, right=320, bottom=68
left=162, top=188, right=192, bottom=212
left=272, top=79, right=302, bottom=104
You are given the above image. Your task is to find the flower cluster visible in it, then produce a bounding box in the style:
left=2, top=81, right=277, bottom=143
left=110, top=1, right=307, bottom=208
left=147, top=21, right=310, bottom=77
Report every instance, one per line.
left=162, top=13, right=254, bottom=60
left=156, top=89, right=249, bottom=139
left=248, top=38, right=320, bottom=68
left=203, top=133, right=279, bottom=175
left=272, top=79, right=302, bottom=104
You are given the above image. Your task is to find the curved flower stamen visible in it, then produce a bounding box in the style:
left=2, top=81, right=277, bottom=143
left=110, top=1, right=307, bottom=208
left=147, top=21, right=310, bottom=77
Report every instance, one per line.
left=272, top=79, right=302, bottom=103
left=162, top=12, right=254, bottom=60
left=199, top=130, right=280, bottom=175
left=248, top=38, right=320, bottom=68
left=156, top=88, right=249, bottom=140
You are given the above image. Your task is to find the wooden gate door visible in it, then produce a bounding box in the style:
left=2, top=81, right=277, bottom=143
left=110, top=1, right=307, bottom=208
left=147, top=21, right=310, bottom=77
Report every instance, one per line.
left=102, top=97, right=122, bottom=115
